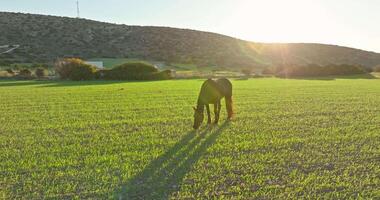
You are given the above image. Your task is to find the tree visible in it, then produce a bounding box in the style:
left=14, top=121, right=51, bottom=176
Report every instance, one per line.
left=35, top=67, right=48, bottom=78
left=374, top=65, right=380, bottom=72
left=241, top=68, right=253, bottom=77
left=109, top=62, right=158, bottom=80
left=54, top=58, right=97, bottom=80
left=19, top=69, right=32, bottom=79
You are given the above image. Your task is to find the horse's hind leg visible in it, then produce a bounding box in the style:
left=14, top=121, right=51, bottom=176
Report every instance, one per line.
left=206, top=104, right=212, bottom=124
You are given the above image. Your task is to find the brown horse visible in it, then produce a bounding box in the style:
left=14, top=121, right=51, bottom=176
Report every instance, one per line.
left=193, top=78, right=233, bottom=129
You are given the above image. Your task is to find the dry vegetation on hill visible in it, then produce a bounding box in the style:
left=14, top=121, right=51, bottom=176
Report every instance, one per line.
left=1, top=12, right=380, bottom=70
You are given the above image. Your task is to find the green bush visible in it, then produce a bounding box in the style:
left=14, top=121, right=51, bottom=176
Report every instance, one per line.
left=55, top=61, right=171, bottom=81
left=69, top=64, right=97, bottom=81
left=374, top=65, right=380, bottom=72
left=31, top=63, right=49, bottom=69
left=55, top=58, right=96, bottom=80
left=262, top=67, right=275, bottom=75
left=35, top=67, right=48, bottom=78
left=108, top=62, right=159, bottom=80
left=150, top=70, right=173, bottom=80
left=18, top=69, right=32, bottom=79
left=274, top=64, right=368, bottom=78
left=117, top=62, right=158, bottom=73
left=95, top=69, right=110, bottom=80
left=241, top=68, right=253, bottom=76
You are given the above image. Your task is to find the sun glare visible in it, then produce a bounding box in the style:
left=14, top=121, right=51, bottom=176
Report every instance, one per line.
left=219, top=0, right=334, bottom=43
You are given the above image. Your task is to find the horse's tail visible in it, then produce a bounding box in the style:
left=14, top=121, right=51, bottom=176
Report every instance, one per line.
left=217, top=78, right=234, bottom=119
left=225, top=92, right=234, bottom=119
left=225, top=95, right=233, bottom=119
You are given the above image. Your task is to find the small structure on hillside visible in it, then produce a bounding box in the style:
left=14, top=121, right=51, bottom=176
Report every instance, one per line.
left=168, top=69, right=177, bottom=77
left=85, top=61, right=104, bottom=69
left=0, top=44, right=20, bottom=55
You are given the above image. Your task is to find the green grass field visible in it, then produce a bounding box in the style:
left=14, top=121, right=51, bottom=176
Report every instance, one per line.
left=1, top=78, right=379, bottom=199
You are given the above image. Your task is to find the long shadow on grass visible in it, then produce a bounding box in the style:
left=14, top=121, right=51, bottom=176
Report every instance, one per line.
left=116, top=122, right=230, bottom=200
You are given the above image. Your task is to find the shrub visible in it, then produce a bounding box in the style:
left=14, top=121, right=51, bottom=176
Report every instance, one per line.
left=55, top=58, right=97, bottom=80
left=6, top=69, right=15, bottom=75
left=150, top=70, right=173, bottom=80
left=11, top=64, right=21, bottom=71
left=241, top=68, right=253, bottom=76
left=109, top=62, right=159, bottom=80
left=374, top=65, right=380, bottom=72
left=274, top=64, right=367, bottom=78
left=95, top=69, right=111, bottom=80
left=19, top=69, right=32, bottom=79
left=35, top=67, right=48, bottom=78
left=31, top=63, right=48, bottom=69
left=69, top=64, right=97, bottom=81
left=55, top=59, right=77, bottom=79
left=12, top=64, right=29, bottom=71
left=262, top=67, right=275, bottom=75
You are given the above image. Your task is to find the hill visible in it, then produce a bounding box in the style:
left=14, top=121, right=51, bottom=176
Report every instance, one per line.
left=1, top=12, right=380, bottom=70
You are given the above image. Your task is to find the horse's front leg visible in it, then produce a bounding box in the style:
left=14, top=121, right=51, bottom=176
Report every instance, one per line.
left=206, top=104, right=212, bottom=124
left=214, top=101, right=221, bottom=124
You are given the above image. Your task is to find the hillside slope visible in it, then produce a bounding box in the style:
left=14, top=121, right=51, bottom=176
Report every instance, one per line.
left=1, top=12, right=380, bottom=69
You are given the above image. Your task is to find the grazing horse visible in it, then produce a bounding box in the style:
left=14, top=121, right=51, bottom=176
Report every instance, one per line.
left=193, top=78, right=233, bottom=129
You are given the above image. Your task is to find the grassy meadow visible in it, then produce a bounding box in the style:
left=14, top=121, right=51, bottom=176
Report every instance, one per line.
left=0, top=77, right=379, bottom=199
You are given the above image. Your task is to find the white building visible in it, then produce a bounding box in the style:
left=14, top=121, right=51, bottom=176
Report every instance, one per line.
left=85, top=61, right=104, bottom=69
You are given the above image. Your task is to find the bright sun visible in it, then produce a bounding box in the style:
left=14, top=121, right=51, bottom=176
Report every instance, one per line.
left=219, top=0, right=335, bottom=43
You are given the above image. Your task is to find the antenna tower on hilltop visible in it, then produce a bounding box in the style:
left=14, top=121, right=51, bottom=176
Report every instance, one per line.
left=76, top=0, right=80, bottom=18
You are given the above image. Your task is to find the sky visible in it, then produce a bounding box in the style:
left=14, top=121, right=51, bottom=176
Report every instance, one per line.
left=1, top=0, right=380, bottom=52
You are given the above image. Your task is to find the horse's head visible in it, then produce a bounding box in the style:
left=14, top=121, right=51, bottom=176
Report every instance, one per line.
left=193, top=106, right=204, bottom=129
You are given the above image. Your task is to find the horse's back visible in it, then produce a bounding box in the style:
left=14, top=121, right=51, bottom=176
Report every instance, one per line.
left=216, top=78, right=232, bottom=97
left=198, top=79, right=221, bottom=103
left=198, top=78, right=232, bottom=104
